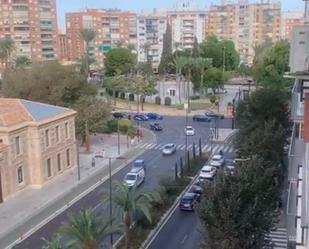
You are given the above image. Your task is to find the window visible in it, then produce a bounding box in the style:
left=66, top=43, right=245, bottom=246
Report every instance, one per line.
left=15, top=136, right=21, bottom=155
left=65, top=122, right=69, bottom=139
left=66, top=149, right=70, bottom=167
left=45, top=129, right=49, bottom=147
left=17, top=167, right=23, bottom=184
left=57, top=153, right=61, bottom=171
left=169, top=89, right=176, bottom=96
left=46, top=158, right=52, bottom=177
left=55, top=126, right=59, bottom=142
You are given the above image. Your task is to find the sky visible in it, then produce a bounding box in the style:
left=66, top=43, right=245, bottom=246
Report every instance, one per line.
left=56, top=0, right=304, bottom=28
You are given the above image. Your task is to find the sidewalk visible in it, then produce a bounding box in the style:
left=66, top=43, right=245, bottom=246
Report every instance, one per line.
left=0, top=129, right=155, bottom=249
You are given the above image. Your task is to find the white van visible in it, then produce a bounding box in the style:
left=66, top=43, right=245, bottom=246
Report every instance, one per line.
left=124, top=167, right=145, bottom=188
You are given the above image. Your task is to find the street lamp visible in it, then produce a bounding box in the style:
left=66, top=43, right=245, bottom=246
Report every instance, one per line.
left=117, top=118, right=120, bottom=155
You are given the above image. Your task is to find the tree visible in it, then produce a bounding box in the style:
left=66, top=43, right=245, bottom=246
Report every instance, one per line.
left=2, top=62, right=96, bottom=107
left=80, top=28, right=96, bottom=75
left=192, top=57, right=213, bottom=93
left=104, top=74, right=128, bottom=105
left=72, top=96, right=110, bottom=151
left=170, top=56, right=188, bottom=103
left=14, top=56, right=31, bottom=67
left=42, top=236, right=67, bottom=249
left=203, top=67, right=230, bottom=94
left=158, top=24, right=173, bottom=75
left=104, top=47, right=136, bottom=76
left=0, top=37, right=15, bottom=68
left=62, top=209, right=120, bottom=249
left=237, top=63, right=252, bottom=77
left=111, top=183, right=160, bottom=248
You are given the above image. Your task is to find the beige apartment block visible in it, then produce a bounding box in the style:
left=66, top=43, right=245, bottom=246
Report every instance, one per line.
left=65, top=9, right=137, bottom=66
left=0, top=0, right=59, bottom=62
left=0, top=98, right=77, bottom=203
left=281, top=10, right=304, bottom=41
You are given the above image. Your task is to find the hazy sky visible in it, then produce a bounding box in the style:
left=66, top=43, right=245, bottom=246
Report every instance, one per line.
left=56, top=0, right=304, bottom=28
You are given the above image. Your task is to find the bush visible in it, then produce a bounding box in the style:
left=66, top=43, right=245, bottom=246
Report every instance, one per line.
left=209, top=95, right=217, bottom=104
left=102, top=118, right=136, bottom=136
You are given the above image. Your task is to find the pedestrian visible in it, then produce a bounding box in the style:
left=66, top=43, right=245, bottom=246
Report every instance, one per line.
left=91, top=157, right=95, bottom=167
left=219, top=150, right=223, bottom=156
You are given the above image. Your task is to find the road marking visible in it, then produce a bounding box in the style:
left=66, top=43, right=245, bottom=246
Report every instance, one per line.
left=227, top=147, right=234, bottom=153
left=187, top=145, right=193, bottom=150
left=212, top=144, right=219, bottom=152
left=176, top=144, right=183, bottom=149
left=223, top=146, right=229, bottom=153
left=202, top=144, right=209, bottom=151
left=159, top=145, right=166, bottom=150
left=181, top=234, right=188, bottom=244
left=149, top=144, right=157, bottom=149
left=154, top=144, right=162, bottom=149
left=179, top=144, right=186, bottom=150
left=146, top=143, right=154, bottom=149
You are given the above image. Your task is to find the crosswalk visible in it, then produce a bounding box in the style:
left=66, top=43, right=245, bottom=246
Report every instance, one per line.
left=134, top=142, right=234, bottom=154
left=264, top=227, right=288, bottom=249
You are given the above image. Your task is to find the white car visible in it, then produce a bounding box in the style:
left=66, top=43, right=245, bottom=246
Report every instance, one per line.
left=184, top=126, right=195, bottom=136
left=162, top=143, right=176, bottom=155
left=199, top=165, right=217, bottom=180
left=209, top=154, right=225, bottom=168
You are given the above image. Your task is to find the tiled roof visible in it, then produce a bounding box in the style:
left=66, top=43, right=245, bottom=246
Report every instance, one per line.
left=0, top=98, right=72, bottom=126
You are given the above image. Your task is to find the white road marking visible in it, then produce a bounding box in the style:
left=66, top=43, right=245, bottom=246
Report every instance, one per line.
left=227, top=147, right=234, bottom=153
left=179, top=144, right=186, bottom=150
left=146, top=143, right=154, bottom=149
left=176, top=144, right=183, bottom=149
left=223, top=146, right=229, bottom=153
left=154, top=144, right=162, bottom=149
left=181, top=234, right=188, bottom=244
left=187, top=145, right=193, bottom=150
left=202, top=144, right=209, bottom=151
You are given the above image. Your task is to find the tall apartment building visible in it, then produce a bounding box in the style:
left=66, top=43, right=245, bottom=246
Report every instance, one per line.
left=137, top=12, right=167, bottom=72
left=205, top=1, right=281, bottom=64
left=281, top=10, right=304, bottom=41
left=167, top=1, right=206, bottom=51
left=65, top=9, right=137, bottom=66
left=0, top=0, right=59, bottom=62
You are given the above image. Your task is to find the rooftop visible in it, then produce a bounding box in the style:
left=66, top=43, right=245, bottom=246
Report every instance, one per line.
left=0, top=98, right=73, bottom=127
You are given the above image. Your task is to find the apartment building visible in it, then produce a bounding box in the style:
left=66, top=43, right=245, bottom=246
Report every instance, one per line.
left=58, top=33, right=68, bottom=62
left=0, top=98, right=77, bottom=203
left=167, top=1, right=206, bottom=51
left=137, top=12, right=167, bottom=72
left=65, top=9, right=137, bottom=66
left=205, top=1, right=281, bottom=64
left=281, top=11, right=304, bottom=41
left=0, top=0, right=59, bottom=62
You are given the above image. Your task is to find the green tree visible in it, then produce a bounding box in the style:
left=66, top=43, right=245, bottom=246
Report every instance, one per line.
left=62, top=209, right=120, bottom=249
left=80, top=28, right=96, bottom=75
left=170, top=56, right=188, bottom=103
left=203, top=67, right=230, bottom=94
left=237, top=63, right=252, bottom=77
left=0, top=37, right=15, bottom=68
left=104, top=74, right=128, bottom=105
left=192, top=57, right=213, bottom=93
left=104, top=47, right=136, bottom=76
left=111, top=183, right=160, bottom=249
left=14, top=56, right=31, bottom=67
left=158, top=24, right=173, bottom=75
left=42, top=236, right=67, bottom=249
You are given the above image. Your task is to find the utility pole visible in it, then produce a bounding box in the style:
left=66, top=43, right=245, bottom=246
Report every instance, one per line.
left=109, top=158, right=113, bottom=246
left=76, top=141, right=81, bottom=181
left=117, top=118, right=120, bottom=155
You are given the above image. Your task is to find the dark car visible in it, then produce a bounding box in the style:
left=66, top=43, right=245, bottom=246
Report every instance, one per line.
left=149, top=122, right=163, bottom=131
left=132, top=159, right=146, bottom=171
left=179, top=192, right=200, bottom=211
left=189, top=184, right=203, bottom=197
left=112, top=112, right=126, bottom=119
left=134, top=114, right=149, bottom=121
left=147, top=113, right=163, bottom=120
left=205, top=111, right=224, bottom=119
left=193, top=114, right=211, bottom=122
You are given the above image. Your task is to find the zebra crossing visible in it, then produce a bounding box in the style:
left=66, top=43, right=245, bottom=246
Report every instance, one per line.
left=264, top=227, right=288, bottom=249
left=134, top=142, right=234, bottom=153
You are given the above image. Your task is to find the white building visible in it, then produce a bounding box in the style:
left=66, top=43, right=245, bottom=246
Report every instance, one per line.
left=137, top=11, right=167, bottom=73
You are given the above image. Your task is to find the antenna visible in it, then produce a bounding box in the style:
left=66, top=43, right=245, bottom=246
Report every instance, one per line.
left=305, top=0, right=309, bottom=24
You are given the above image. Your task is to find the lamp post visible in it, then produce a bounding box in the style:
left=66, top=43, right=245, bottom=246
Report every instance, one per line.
left=117, top=118, right=120, bottom=155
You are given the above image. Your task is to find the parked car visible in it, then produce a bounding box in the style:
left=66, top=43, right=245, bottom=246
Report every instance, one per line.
left=184, top=126, right=195, bottom=136
left=179, top=192, right=200, bottom=211
left=193, top=114, right=211, bottom=122
left=162, top=143, right=176, bottom=155
left=124, top=167, right=145, bottom=188
left=205, top=111, right=224, bottom=119
left=224, top=160, right=235, bottom=175
left=112, top=112, right=126, bottom=119
left=147, top=113, right=163, bottom=120
left=199, top=165, right=217, bottom=181
left=134, top=114, right=149, bottom=121
left=149, top=122, right=163, bottom=131
left=189, top=184, right=203, bottom=197
left=132, top=159, right=146, bottom=171
left=209, top=154, right=225, bottom=168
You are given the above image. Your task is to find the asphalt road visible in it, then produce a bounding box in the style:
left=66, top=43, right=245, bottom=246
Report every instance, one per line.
left=12, top=115, right=233, bottom=249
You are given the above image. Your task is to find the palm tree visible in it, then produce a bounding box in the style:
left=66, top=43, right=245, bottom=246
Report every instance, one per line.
left=42, top=236, right=67, bottom=249
left=194, top=57, right=213, bottom=94
left=170, top=56, right=187, bottom=104
left=112, top=182, right=160, bottom=249
left=80, top=28, right=96, bottom=76
left=62, top=208, right=121, bottom=249
left=0, top=37, right=15, bottom=68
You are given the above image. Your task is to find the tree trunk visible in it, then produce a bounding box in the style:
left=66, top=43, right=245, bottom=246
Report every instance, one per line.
left=177, top=72, right=181, bottom=104
left=113, top=90, right=117, bottom=106
left=123, top=211, right=131, bottom=249
left=85, top=121, right=91, bottom=152
left=141, top=95, right=144, bottom=111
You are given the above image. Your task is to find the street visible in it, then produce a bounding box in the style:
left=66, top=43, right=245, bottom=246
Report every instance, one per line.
left=12, top=115, right=233, bottom=249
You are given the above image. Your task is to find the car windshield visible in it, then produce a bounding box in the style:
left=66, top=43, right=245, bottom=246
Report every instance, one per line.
left=186, top=127, right=193, bottom=131
left=201, top=168, right=211, bottom=173
left=125, top=174, right=136, bottom=181
left=182, top=196, right=193, bottom=202
left=164, top=145, right=174, bottom=149
left=134, top=161, right=143, bottom=167
left=212, top=157, right=220, bottom=161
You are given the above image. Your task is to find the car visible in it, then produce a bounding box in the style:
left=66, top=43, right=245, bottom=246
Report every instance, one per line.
left=199, top=165, right=217, bottom=181
left=224, top=165, right=235, bottom=175
left=112, top=112, right=126, bottom=119
left=189, top=184, right=203, bottom=197
left=192, top=114, right=211, bottom=122
left=209, top=154, right=225, bottom=168
left=147, top=113, right=163, bottom=120
left=184, top=126, right=195, bottom=136
left=205, top=111, right=224, bottom=119
left=124, top=167, right=145, bottom=188
left=132, top=159, right=146, bottom=171
left=133, top=114, right=149, bottom=121
left=179, top=192, right=200, bottom=211
left=162, top=143, right=176, bottom=155
left=149, top=122, right=163, bottom=131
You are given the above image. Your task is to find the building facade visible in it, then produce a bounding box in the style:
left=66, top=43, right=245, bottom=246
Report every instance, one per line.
left=137, top=13, right=167, bottom=72
left=167, top=1, right=206, bottom=51
left=58, top=33, right=68, bottom=62
left=0, top=0, right=59, bottom=62
left=281, top=11, right=304, bottom=41
left=65, top=9, right=137, bottom=66
left=0, top=99, right=77, bottom=203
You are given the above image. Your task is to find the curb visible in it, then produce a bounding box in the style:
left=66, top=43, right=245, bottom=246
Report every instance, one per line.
left=2, top=130, right=156, bottom=249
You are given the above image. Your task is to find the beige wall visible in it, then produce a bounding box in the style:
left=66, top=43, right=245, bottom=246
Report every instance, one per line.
left=0, top=114, right=76, bottom=202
